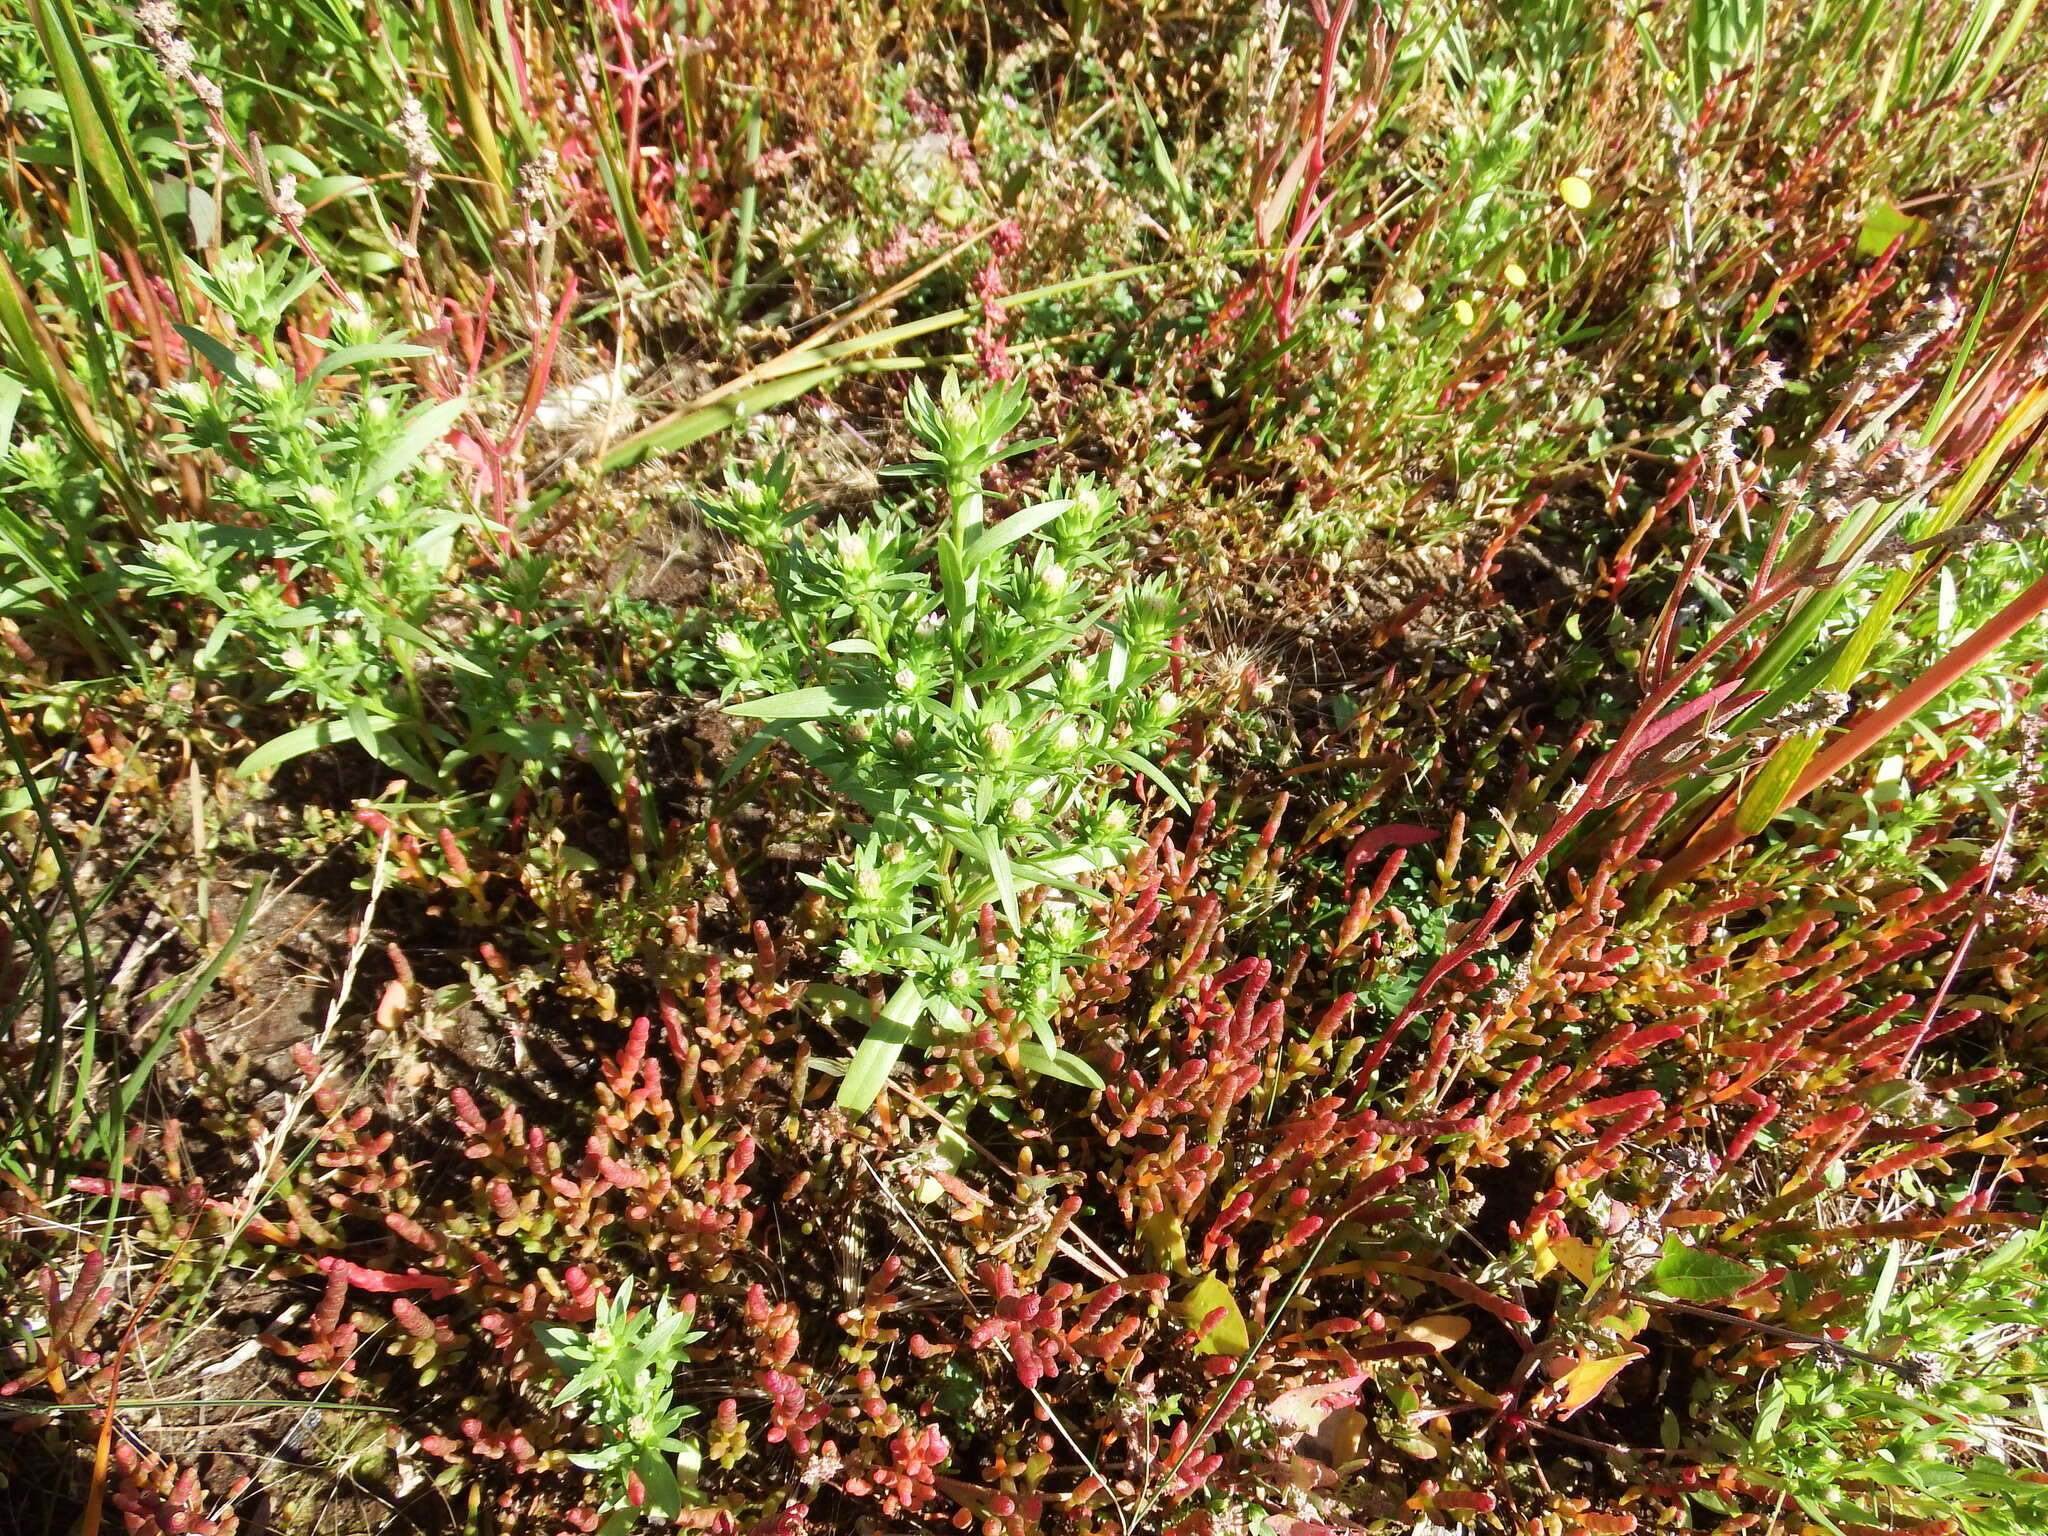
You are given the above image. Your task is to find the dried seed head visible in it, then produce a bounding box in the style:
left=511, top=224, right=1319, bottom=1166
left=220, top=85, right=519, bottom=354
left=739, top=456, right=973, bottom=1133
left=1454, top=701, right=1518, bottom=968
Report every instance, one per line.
left=135, top=2, right=228, bottom=146
left=1763, top=690, right=1851, bottom=735
left=1863, top=293, right=1962, bottom=394
left=1891, top=1350, right=1947, bottom=1390
left=271, top=171, right=307, bottom=224
left=1807, top=431, right=1864, bottom=513
left=1706, top=358, right=1787, bottom=474
left=1868, top=440, right=1934, bottom=501
left=1808, top=1341, right=1856, bottom=1375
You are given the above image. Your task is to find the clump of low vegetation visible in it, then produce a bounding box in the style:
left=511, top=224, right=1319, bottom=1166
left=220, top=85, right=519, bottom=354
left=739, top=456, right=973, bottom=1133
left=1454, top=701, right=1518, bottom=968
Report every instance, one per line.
left=4, top=1, right=2048, bottom=1535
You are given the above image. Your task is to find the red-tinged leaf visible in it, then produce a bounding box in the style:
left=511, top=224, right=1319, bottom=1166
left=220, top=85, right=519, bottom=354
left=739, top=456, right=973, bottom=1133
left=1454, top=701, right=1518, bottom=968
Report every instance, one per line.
left=1379, top=1263, right=1534, bottom=1328
left=1619, top=679, right=1762, bottom=769
left=1579, top=1515, right=1639, bottom=1534
left=1267, top=1375, right=1368, bottom=1432
left=1355, top=824, right=1440, bottom=855
left=1569, top=1089, right=1665, bottom=1125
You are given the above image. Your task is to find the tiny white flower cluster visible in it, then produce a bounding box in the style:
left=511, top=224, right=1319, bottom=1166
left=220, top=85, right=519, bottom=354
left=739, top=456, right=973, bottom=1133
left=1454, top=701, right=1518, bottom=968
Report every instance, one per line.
left=1705, top=357, right=1786, bottom=476
left=505, top=147, right=561, bottom=250
left=392, top=97, right=441, bottom=196
left=135, top=1, right=225, bottom=144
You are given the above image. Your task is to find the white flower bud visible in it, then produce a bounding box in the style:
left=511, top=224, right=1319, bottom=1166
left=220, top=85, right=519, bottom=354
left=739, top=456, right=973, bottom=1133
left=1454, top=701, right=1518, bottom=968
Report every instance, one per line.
left=893, top=666, right=918, bottom=692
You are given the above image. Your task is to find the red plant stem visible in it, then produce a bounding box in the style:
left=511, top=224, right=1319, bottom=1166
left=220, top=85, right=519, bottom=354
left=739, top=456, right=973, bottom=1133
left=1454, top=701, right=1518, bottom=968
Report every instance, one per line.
left=1272, top=0, right=1355, bottom=342
left=1886, top=772, right=2023, bottom=1068
left=1360, top=553, right=1822, bottom=1074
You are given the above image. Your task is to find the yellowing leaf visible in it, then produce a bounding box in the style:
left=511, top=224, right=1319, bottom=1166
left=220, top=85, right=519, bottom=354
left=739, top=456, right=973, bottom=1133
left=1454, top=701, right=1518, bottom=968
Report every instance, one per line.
left=1857, top=198, right=1931, bottom=258
left=1322, top=1405, right=1367, bottom=1466
left=1182, top=1274, right=1250, bottom=1356
left=1401, top=1314, right=1470, bottom=1352
left=1550, top=1234, right=1604, bottom=1286
left=1554, top=1349, right=1643, bottom=1416
left=1139, top=1210, right=1188, bottom=1273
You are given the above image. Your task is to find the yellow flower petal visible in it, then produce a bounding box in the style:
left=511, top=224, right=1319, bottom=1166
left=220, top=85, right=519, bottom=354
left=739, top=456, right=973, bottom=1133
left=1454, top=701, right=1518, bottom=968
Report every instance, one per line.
left=1558, top=175, right=1593, bottom=211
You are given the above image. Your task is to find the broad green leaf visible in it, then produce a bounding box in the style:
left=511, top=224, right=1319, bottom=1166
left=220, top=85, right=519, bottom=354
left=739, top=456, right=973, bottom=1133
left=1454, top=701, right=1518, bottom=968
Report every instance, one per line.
left=1857, top=198, right=1931, bottom=259
left=634, top=1448, right=682, bottom=1519
left=0, top=371, right=24, bottom=446
left=1017, top=1040, right=1105, bottom=1090
left=1181, top=1273, right=1250, bottom=1356
left=1649, top=1237, right=1761, bottom=1303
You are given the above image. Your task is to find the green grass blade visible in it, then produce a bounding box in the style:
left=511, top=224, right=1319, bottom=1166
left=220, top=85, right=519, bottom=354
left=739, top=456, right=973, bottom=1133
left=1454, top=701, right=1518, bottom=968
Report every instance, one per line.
left=27, top=0, right=192, bottom=314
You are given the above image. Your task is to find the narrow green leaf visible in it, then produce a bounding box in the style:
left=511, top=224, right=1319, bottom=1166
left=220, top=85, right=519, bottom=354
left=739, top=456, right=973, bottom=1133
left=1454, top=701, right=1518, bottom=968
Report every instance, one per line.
left=1017, top=1040, right=1105, bottom=1090
left=238, top=716, right=348, bottom=777
left=172, top=324, right=250, bottom=383
left=836, top=979, right=924, bottom=1113
left=344, top=707, right=438, bottom=785
left=726, top=684, right=886, bottom=721
left=979, top=828, right=1021, bottom=934
left=309, top=341, right=435, bottom=383
left=359, top=395, right=468, bottom=497
left=962, top=498, right=1073, bottom=570
left=1107, top=747, right=1189, bottom=812
left=28, top=0, right=191, bottom=311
